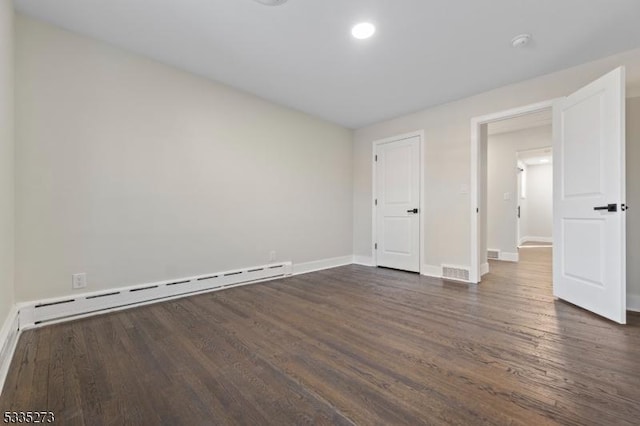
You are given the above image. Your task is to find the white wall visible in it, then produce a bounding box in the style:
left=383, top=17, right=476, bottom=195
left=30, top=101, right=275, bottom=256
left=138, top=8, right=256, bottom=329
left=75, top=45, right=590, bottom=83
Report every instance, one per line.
left=353, top=48, right=640, bottom=301
left=15, top=16, right=353, bottom=302
left=0, top=0, right=15, bottom=326
left=486, top=126, right=551, bottom=255
left=523, top=163, right=553, bottom=241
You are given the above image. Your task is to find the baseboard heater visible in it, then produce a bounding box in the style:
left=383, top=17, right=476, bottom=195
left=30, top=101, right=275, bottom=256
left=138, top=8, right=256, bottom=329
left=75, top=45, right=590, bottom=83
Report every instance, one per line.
left=23, top=262, right=292, bottom=327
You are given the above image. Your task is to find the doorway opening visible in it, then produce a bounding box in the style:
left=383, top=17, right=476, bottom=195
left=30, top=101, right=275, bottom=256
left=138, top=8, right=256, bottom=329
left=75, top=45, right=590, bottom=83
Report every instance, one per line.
left=516, top=147, right=553, bottom=250
left=471, top=100, right=555, bottom=282
left=485, top=111, right=553, bottom=265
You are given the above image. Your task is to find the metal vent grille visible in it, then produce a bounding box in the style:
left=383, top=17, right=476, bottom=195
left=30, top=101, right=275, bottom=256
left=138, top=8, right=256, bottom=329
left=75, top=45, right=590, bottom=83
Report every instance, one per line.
left=487, top=249, right=500, bottom=260
left=442, top=265, right=470, bottom=282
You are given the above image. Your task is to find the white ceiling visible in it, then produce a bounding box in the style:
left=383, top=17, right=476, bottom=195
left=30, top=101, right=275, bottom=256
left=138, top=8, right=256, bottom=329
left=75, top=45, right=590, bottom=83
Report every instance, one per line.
left=518, top=147, right=552, bottom=166
left=15, top=0, right=640, bottom=128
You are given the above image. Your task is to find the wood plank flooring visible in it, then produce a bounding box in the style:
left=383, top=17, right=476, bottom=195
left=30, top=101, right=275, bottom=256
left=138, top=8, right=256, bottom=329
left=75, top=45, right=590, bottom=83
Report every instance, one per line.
left=2, top=248, right=640, bottom=425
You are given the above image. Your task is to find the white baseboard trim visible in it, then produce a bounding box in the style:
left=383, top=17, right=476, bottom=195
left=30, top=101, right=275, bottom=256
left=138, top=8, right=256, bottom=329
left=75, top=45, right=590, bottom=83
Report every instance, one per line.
left=421, top=264, right=442, bottom=279
left=0, top=306, right=21, bottom=395
left=352, top=255, right=374, bottom=267
left=292, top=255, right=353, bottom=275
left=520, top=236, right=553, bottom=244
left=628, top=294, right=640, bottom=313
left=481, top=263, right=490, bottom=276
left=499, top=252, right=519, bottom=262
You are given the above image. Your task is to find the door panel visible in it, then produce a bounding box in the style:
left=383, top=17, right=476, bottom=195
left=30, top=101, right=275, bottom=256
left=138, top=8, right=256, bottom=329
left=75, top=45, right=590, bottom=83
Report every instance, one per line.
left=553, top=67, right=626, bottom=324
left=562, top=218, right=604, bottom=286
left=383, top=218, right=412, bottom=254
left=384, top=147, right=413, bottom=203
left=375, top=136, right=420, bottom=272
left=562, top=94, right=603, bottom=197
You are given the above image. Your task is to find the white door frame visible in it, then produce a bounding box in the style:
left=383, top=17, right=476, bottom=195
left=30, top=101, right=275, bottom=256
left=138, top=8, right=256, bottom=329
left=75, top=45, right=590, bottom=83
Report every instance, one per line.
left=372, top=130, right=425, bottom=273
left=516, top=157, right=524, bottom=247
left=470, top=100, right=558, bottom=283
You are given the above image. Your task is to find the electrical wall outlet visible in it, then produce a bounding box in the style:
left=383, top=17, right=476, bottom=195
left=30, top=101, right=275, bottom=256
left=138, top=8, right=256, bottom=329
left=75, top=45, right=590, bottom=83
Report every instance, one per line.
left=269, top=251, right=277, bottom=262
left=72, top=273, right=87, bottom=289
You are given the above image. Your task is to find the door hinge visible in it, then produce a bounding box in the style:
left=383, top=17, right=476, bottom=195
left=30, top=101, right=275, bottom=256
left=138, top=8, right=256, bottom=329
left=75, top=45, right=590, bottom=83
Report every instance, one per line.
left=476, top=207, right=479, bottom=213
left=375, top=199, right=378, bottom=206
left=374, top=243, right=378, bottom=250
left=374, top=155, right=378, bottom=162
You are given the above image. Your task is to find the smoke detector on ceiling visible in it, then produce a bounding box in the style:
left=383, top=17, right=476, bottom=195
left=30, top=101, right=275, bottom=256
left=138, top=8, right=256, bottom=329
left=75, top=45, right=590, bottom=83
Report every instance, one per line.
left=253, top=0, right=288, bottom=5
left=511, top=34, right=532, bottom=48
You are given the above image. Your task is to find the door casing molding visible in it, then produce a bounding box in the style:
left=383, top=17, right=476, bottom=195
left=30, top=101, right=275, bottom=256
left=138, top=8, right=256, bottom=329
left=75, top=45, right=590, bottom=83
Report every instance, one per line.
left=470, top=100, right=559, bottom=283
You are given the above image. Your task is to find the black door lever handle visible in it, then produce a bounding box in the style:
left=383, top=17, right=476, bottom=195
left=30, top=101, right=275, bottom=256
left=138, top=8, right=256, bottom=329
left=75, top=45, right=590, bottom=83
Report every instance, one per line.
left=407, top=208, right=419, bottom=214
left=594, top=204, right=617, bottom=212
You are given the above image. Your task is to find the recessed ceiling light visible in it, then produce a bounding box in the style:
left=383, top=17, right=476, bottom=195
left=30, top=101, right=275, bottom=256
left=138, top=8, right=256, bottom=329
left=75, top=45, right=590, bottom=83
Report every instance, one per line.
left=511, top=33, right=532, bottom=48
left=352, top=22, right=376, bottom=40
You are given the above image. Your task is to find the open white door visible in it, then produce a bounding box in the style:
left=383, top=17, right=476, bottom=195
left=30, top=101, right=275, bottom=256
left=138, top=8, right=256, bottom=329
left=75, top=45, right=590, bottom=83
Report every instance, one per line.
left=375, top=136, right=421, bottom=272
left=553, top=67, right=626, bottom=324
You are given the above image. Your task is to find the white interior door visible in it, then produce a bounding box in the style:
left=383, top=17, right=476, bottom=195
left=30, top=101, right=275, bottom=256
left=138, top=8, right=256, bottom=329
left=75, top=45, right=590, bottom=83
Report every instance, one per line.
left=553, top=67, right=626, bottom=324
left=375, top=136, right=420, bottom=272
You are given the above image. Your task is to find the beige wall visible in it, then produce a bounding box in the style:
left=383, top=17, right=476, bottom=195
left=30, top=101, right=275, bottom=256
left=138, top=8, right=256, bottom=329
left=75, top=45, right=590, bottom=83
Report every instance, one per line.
left=10, top=14, right=640, bottom=307
left=353, top=48, right=640, bottom=301
left=523, top=164, right=553, bottom=241
left=15, top=16, right=353, bottom=302
left=0, top=0, right=15, bottom=326
left=627, top=97, right=640, bottom=306
left=487, top=126, right=552, bottom=255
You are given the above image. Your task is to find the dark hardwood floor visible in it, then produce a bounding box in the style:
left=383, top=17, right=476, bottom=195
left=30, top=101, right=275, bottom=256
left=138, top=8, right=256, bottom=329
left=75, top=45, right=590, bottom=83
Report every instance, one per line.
left=2, top=248, right=640, bottom=425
